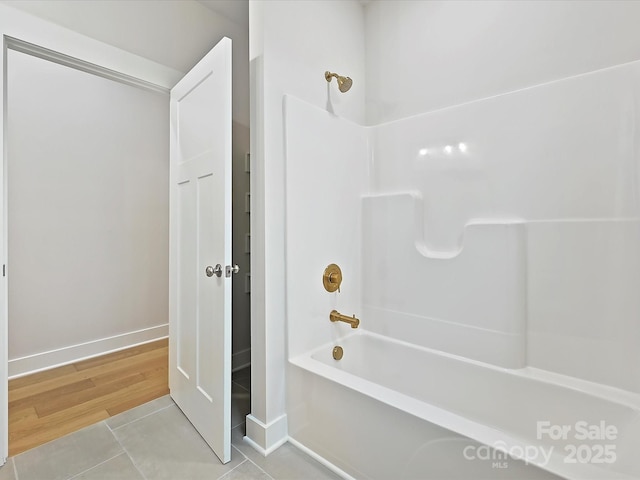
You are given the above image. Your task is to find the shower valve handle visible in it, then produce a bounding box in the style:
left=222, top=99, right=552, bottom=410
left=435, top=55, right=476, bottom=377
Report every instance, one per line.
left=323, top=264, right=342, bottom=293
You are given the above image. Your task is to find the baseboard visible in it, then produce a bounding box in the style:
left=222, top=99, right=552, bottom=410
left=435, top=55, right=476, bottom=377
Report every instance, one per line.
left=8, top=324, right=168, bottom=379
left=287, top=437, right=356, bottom=480
left=245, top=413, right=288, bottom=455
left=232, top=347, right=251, bottom=372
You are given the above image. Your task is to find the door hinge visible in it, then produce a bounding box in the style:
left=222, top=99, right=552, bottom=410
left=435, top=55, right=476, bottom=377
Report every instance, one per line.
left=2, top=265, right=5, bottom=277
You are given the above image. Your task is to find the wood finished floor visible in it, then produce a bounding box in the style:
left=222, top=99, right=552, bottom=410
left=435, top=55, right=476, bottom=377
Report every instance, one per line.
left=8, top=338, right=169, bottom=457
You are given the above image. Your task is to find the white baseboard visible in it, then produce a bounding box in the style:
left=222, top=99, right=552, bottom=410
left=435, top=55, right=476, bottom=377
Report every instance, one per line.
left=245, top=413, right=288, bottom=455
left=232, top=347, right=251, bottom=372
left=8, top=324, right=168, bottom=379
left=287, top=437, right=355, bottom=480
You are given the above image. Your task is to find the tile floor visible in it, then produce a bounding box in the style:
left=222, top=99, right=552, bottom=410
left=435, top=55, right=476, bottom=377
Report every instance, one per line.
left=0, top=368, right=341, bottom=480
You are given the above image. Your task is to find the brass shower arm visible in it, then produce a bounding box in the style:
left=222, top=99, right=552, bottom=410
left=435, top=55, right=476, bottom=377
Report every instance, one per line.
left=325, top=71, right=339, bottom=81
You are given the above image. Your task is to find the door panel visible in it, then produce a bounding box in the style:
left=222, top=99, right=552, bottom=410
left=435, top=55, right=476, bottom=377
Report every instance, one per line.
left=169, top=37, right=232, bottom=464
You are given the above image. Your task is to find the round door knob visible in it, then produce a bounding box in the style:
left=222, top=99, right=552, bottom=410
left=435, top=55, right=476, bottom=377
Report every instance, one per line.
left=206, top=264, right=223, bottom=277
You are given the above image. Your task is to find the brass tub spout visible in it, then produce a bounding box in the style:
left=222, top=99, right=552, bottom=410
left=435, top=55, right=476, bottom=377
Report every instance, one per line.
left=330, top=310, right=360, bottom=328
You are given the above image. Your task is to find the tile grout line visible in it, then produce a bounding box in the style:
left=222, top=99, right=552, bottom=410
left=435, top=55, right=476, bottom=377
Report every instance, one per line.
left=217, top=445, right=275, bottom=480
left=241, top=453, right=276, bottom=480
left=231, top=417, right=247, bottom=430
left=65, top=420, right=129, bottom=479
left=67, top=451, right=126, bottom=480
left=215, top=458, right=248, bottom=480
left=231, top=444, right=248, bottom=462
left=111, top=431, right=148, bottom=480
left=229, top=434, right=276, bottom=480
left=12, top=458, right=19, bottom=480
left=106, top=403, right=175, bottom=433
left=104, top=416, right=149, bottom=480
left=108, top=403, right=246, bottom=480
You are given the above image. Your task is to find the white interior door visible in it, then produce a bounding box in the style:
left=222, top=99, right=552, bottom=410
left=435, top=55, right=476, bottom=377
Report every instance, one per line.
left=169, top=37, right=233, bottom=464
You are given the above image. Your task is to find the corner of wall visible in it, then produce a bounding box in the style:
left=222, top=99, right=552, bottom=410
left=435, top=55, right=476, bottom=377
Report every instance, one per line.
left=249, top=0, right=366, bottom=450
left=244, top=413, right=288, bottom=455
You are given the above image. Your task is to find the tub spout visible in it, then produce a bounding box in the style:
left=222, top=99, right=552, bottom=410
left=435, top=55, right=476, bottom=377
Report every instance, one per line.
left=330, top=310, right=360, bottom=328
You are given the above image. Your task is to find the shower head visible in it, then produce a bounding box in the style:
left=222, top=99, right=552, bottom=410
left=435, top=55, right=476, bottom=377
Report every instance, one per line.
left=325, top=71, right=353, bottom=93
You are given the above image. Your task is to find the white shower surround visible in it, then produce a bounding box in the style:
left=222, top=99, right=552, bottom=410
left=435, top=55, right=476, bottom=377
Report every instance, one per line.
left=284, top=57, right=640, bottom=479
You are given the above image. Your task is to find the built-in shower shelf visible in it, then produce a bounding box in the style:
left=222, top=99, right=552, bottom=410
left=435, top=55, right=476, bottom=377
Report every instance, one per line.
left=362, top=191, right=525, bottom=259
left=362, top=192, right=640, bottom=393
left=362, top=192, right=527, bottom=369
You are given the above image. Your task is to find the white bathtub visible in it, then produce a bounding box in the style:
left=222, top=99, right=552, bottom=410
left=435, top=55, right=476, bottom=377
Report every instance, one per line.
left=287, top=331, right=640, bottom=479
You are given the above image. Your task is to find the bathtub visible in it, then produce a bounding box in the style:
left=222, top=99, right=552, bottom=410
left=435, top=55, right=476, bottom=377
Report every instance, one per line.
left=287, top=331, right=640, bottom=479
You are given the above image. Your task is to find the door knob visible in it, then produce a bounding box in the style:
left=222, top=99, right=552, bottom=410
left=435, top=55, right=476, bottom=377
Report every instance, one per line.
left=225, top=264, right=240, bottom=277
left=206, top=264, right=223, bottom=278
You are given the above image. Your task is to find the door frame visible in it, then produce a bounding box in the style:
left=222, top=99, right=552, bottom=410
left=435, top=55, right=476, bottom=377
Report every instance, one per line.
left=0, top=11, right=182, bottom=463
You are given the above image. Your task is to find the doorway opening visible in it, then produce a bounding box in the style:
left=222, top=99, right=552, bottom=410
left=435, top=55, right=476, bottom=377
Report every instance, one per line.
left=5, top=37, right=170, bottom=456
left=2, top=34, right=249, bottom=464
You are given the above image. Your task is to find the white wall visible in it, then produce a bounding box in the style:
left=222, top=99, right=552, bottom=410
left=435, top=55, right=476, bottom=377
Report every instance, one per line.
left=365, top=0, right=640, bottom=124
left=0, top=0, right=252, bottom=372
left=249, top=0, right=365, bottom=453
left=7, top=49, right=169, bottom=376
left=1, top=0, right=250, bottom=126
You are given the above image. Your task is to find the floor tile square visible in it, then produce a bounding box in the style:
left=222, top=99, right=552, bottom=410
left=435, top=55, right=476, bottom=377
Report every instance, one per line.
left=219, top=459, right=273, bottom=480
left=231, top=427, right=341, bottom=480
left=106, top=395, right=174, bottom=430
left=0, top=459, right=16, bottom=480
left=113, top=404, right=244, bottom=480
left=14, top=423, right=123, bottom=480
left=73, top=453, right=144, bottom=480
